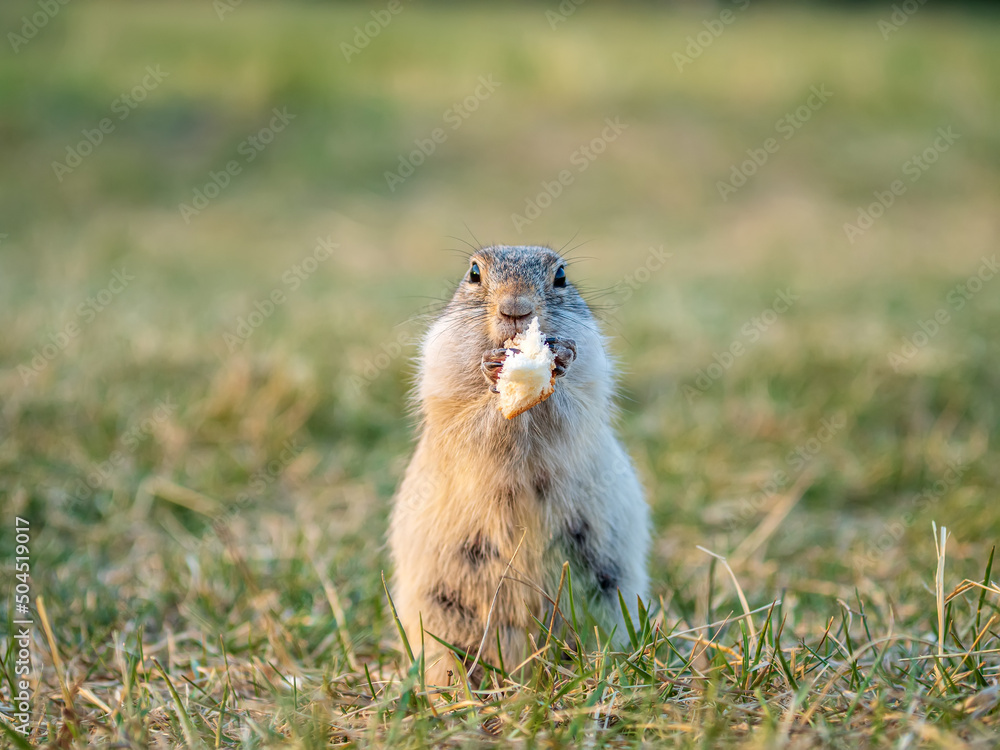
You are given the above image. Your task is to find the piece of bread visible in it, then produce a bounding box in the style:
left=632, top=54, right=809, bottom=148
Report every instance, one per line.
left=496, top=317, right=556, bottom=419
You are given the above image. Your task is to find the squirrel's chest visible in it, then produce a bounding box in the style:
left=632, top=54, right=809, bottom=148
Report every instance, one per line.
left=464, top=465, right=585, bottom=576
left=422, top=403, right=587, bottom=547
left=447, top=473, right=573, bottom=590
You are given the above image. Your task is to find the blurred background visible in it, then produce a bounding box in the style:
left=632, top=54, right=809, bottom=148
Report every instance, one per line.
left=1, top=0, right=999, bottom=684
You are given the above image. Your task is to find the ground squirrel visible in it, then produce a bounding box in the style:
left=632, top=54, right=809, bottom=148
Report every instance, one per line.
left=388, top=244, right=650, bottom=685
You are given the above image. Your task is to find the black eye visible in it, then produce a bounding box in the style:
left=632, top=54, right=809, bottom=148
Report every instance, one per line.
left=468, top=262, right=481, bottom=283
left=553, top=266, right=566, bottom=288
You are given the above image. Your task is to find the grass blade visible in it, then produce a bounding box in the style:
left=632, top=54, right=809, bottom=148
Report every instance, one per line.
left=154, top=657, right=205, bottom=749
left=382, top=571, right=414, bottom=664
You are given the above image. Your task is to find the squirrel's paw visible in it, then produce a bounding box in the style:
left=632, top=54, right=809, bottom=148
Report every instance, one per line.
left=481, top=348, right=511, bottom=393
left=545, top=337, right=576, bottom=378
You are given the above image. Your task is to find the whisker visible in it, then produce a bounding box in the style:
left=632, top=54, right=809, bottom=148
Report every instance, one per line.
left=446, top=234, right=481, bottom=253
left=443, top=247, right=474, bottom=261
left=560, top=239, right=593, bottom=261
left=557, top=229, right=581, bottom=254
left=463, top=222, right=482, bottom=249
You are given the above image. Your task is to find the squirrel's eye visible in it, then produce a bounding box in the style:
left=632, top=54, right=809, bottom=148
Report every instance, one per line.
left=468, top=262, right=481, bottom=283
left=553, top=265, right=567, bottom=288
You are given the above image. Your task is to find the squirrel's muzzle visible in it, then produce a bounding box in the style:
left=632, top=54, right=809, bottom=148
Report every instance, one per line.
left=498, top=295, right=534, bottom=320
left=494, top=295, right=536, bottom=342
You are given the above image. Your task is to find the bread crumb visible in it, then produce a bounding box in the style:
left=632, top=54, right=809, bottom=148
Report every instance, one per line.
left=497, top=317, right=556, bottom=419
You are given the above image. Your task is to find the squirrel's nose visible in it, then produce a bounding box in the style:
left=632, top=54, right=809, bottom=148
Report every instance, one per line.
left=498, top=296, right=534, bottom=320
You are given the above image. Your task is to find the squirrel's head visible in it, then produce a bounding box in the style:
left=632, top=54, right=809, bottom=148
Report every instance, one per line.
left=448, top=245, right=592, bottom=346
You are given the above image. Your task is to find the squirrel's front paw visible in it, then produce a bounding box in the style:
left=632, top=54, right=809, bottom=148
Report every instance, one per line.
left=546, top=337, right=577, bottom=378
left=481, top=348, right=510, bottom=393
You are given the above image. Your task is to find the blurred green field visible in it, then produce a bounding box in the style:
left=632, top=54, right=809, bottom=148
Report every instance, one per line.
left=2, top=0, right=1000, bottom=746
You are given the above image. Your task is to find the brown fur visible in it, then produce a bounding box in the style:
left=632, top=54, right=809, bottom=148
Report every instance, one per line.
left=388, top=245, right=650, bottom=686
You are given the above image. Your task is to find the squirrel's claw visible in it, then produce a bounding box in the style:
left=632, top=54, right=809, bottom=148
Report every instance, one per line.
left=546, top=337, right=577, bottom=378
left=481, top=348, right=507, bottom=389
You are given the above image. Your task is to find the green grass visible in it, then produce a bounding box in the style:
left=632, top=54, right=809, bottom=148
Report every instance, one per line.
left=2, top=1, right=1000, bottom=746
